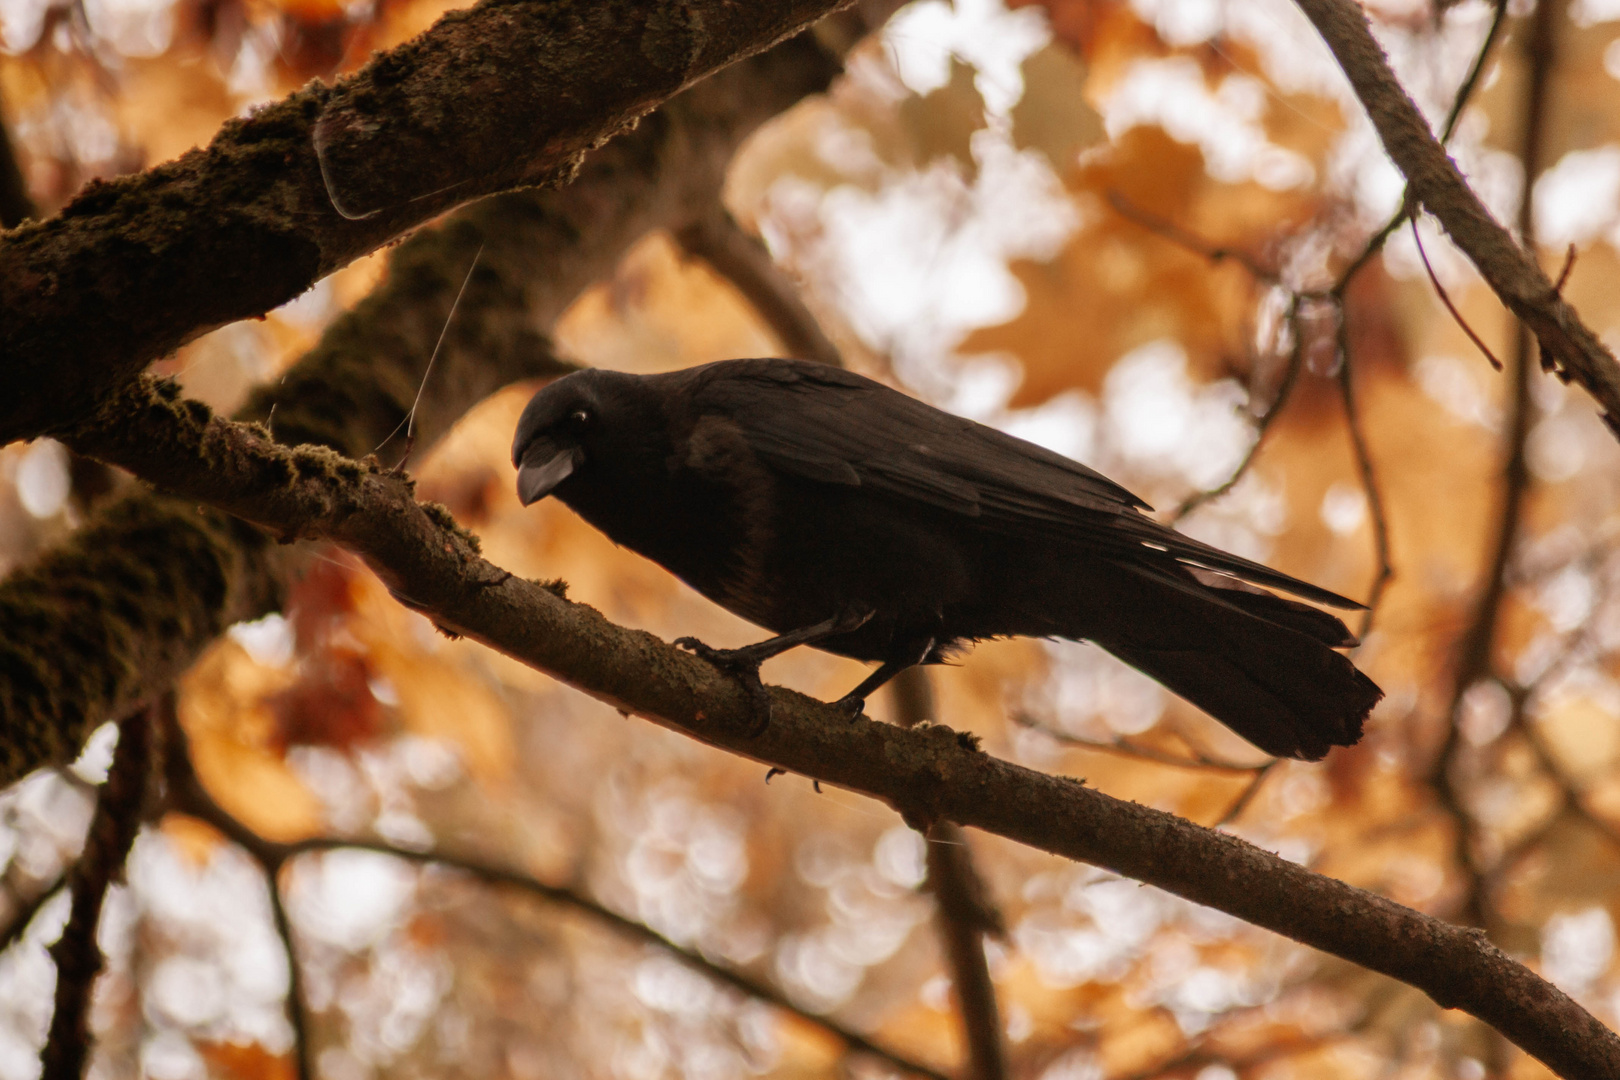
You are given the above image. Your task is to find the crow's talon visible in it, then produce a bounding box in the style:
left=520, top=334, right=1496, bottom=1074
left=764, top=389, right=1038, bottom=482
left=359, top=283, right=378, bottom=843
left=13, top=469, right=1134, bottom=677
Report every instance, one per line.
left=834, top=695, right=866, bottom=722
left=677, top=636, right=772, bottom=735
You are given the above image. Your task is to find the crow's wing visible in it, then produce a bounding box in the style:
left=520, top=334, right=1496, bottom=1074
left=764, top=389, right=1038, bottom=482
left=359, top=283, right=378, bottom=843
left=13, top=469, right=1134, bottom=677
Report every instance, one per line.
left=691, top=359, right=1362, bottom=610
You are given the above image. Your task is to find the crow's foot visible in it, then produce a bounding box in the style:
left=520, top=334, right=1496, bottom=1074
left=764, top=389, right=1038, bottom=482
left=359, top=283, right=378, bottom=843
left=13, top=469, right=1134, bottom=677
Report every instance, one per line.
left=831, top=694, right=867, bottom=722
left=676, top=637, right=773, bottom=735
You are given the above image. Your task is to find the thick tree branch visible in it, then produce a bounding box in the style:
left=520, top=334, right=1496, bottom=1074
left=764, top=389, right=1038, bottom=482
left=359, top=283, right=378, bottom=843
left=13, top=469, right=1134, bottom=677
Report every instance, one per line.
left=56, top=384, right=1620, bottom=1080
left=0, top=0, right=856, bottom=446
left=1292, top=0, right=1620, bottom=435
left=40, top=705, right=152, bottom=1080
left=0, top=30, right=854, bottom=764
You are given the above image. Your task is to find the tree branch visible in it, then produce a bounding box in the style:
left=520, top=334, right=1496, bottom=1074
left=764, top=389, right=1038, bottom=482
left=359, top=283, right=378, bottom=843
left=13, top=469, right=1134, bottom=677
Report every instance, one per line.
left=57, top=382, right=1620, bottom=1080
left=0, top=28, right=857, bottom=764
left=676, top=205, right=843, bottom=367
left=0, top=0, right=857, bottom=446
left=40, top=703, right=153, bottom=1080
left=0, top=87, right=37, bottom=228
left=157, top=710, right=952, bottom=1080
left=1431, top=0, right=1559, bottom=934
left=1292, top=0, right=1620, bottom=437
left=891, top=668, right=1005, bottom=1080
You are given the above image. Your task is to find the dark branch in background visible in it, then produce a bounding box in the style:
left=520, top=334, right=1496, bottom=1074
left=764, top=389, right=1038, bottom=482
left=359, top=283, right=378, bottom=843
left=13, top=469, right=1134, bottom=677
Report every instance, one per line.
left=0, top=26, right=863, bottom=778
left=891, top=668, right=1006, bottom=1080
left=1174, top=298, right=1309, bottom=524
left=40, top=702, right=152, bottom=1080
left=1430, top=0, right=1559, bottom=934
left=1010, top=713, right=1262, bottom=774
left=0, top=87, right=37, bottom=228
left=1106, top=191, right=1280, bottom=283
left=155, top=712, right=951, bottom=1080
left=1332, top=316, right=1394, bottom=635
left=676, top=206, right=843, bottom=367
left=0, top=877, right=65, bottom=955
left=57, top=382, right=1620, bottom=1080
left=1409, top=217, right=1502, bottom=371
left=1291, top=0, right=1620, bottom=437
left=0, top=0, right=856, bottom=446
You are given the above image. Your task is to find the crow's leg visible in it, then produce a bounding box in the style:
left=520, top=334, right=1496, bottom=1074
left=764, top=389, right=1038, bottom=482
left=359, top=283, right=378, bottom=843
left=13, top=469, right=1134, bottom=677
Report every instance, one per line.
left=834, top=637, right=936, bottom=720
left=676, top=608, right=875, bottom=734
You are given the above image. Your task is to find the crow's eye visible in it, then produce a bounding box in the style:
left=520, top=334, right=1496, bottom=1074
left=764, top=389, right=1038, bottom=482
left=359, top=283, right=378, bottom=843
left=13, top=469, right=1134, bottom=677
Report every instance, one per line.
left=568, top=409, right=590, bottom=428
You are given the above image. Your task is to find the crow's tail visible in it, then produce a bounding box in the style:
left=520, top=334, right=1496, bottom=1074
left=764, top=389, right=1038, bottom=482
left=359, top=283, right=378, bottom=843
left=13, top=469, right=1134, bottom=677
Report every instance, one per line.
left=1085, top=562, right=1382, bottom=761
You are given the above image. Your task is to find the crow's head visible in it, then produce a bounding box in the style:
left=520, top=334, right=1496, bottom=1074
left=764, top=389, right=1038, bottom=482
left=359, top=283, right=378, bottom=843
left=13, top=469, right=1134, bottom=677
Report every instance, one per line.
left=511, top=369, right=663, bottom=506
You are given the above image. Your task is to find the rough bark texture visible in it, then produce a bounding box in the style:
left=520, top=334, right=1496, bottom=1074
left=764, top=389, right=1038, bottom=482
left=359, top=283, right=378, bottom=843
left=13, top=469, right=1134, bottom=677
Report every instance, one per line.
left=1292, top=0, right=1620, bottom=434
left=0, top=28, right=848, bottom=773
left=59, top=378, right=1620, bottom=1080
left=0, top=0, right=851, bottom=446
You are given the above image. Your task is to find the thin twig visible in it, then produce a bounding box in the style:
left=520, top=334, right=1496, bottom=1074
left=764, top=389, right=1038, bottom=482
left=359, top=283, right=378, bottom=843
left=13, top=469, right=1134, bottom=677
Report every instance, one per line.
left=1012, top=713, right=1266, bottom=774
left=1410, top=217, right=1502, bottom=370
left=0, top=878, right=66, bottom=956
left=1174, top=297, right=1311, bottom=522
left=1553, top=243, right=1578, bottom=294
left=41, top=702, right=153, bottom=1080
left=1333, top=316, right=1394, bottom=636
left=676, top=206, right=843, bottom=367
left=1106, top=191, right=1279, bottom=284
left=1216, top=762, right=1277, bottom=827
left=1293, top=0, right=1620, bottom=436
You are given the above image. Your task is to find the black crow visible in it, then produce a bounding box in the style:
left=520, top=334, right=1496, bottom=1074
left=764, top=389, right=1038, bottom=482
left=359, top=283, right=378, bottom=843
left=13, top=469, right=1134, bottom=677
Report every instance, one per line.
left=512, top=358, right=1381, bottom=760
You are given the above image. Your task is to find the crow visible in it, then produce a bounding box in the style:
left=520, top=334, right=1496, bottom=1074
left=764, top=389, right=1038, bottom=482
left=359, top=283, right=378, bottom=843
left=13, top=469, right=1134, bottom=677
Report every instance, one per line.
left=512, top=358, right=1381, bottom=760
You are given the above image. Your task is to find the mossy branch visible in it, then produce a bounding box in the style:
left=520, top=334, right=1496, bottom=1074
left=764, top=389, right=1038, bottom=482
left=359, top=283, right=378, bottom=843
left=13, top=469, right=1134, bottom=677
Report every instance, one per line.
left=0, top=0, right=855, bottom=445
left=0, top=30, right=849, bottom=763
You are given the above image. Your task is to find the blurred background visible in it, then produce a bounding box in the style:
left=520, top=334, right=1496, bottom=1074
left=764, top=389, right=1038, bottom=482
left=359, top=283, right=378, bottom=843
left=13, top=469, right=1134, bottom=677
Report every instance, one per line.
left=4, top=0, right=1620, bottom=1076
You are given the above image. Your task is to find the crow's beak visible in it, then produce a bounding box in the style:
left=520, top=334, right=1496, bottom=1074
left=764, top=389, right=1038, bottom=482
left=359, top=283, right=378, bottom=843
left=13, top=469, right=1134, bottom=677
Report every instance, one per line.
left=516, top=445, right=582, bottom=505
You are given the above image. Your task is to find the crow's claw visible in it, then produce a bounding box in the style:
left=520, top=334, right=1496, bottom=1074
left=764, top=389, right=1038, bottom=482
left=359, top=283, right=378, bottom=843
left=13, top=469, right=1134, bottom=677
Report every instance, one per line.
left=833, top=694, right=866, bottom=722
left=676, top=637, right=772, bottom=735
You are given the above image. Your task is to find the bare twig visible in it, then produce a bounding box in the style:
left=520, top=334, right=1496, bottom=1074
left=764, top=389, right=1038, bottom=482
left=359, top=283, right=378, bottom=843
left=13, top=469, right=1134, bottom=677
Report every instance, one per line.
left=40, top=703, right=153, bottom=1080
left=676, top=206, right=843, bottom=367
left=1106, top=191, right=1280, bottom=283
left=1333, top=316, right=1395, bottom=636
left=1174, top=297, right=1311, bottom=523
left=893, top=667, right=1005, bottom=1080
left=0, top=878, right=66, bottom=956
left=1011, top=713, right=1263, bottom=774
left=1216, top=762, right=1277, bottom=827
left=1409, top=218, right=1502, bottom=371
